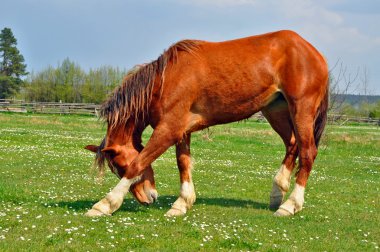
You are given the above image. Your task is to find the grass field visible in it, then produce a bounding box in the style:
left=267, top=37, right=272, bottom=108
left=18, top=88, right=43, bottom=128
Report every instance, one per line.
left=0, top=112, right=379, bottom=251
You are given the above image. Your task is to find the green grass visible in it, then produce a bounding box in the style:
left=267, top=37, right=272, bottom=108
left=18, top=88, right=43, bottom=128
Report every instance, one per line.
left=0, top=113, right=379, bottom=251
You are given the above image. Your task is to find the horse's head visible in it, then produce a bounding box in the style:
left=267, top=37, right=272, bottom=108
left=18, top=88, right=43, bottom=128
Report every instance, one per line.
left=86, top=64, right=160, bottom=206
left=85, top=122, right=158, bottom=205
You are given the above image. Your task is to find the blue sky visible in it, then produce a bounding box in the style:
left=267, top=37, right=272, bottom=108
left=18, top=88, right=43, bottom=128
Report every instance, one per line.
left=1, top=0, right=380, bottom=94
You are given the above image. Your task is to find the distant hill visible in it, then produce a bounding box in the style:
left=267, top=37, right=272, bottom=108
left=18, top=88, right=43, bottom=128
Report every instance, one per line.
left=332, top=94, right=380, bottom=106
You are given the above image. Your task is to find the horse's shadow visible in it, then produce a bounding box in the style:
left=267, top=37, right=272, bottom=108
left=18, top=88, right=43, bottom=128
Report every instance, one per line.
left=50, top=195, right=269, bottom=213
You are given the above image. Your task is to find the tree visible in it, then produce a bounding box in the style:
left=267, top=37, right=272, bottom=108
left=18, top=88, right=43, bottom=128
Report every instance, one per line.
left=0, top=27, right=28, bottom=98
left=23, top=59, right=127, bottom=103
left=328, top=61, right=359, bottom=114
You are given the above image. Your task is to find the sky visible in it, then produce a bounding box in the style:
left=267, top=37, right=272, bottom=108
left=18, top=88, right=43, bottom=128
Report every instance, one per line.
left=1, top=0, right=380, bottom=94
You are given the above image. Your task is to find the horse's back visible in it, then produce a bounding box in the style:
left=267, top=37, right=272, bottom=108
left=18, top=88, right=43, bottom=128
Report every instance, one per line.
left=160, top=31, right=328, bottom=129
left=199, top=30, right=326, bottom=74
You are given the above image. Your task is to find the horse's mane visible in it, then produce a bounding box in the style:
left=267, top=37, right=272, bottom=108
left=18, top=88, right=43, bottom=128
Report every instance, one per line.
left=95, top=138, right=106, bottom=175
left=100, top=40, right=200, bottom=128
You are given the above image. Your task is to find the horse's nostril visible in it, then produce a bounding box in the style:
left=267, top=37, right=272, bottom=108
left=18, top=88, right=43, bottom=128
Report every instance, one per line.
left=142, top=202, right=149, bottom=207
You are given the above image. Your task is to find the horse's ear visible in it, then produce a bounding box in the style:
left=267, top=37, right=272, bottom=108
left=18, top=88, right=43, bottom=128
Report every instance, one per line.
left=85, top=145, right=99, bottom=153
left=101, top=146, right=121, bottom=156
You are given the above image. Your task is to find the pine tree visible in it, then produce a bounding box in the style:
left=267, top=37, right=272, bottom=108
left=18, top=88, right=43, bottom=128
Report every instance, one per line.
left=0, top=27, right=28, bottom=99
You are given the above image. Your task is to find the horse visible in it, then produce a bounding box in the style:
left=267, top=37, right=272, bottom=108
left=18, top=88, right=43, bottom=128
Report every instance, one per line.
left=84, top=30, right=329, bottom=217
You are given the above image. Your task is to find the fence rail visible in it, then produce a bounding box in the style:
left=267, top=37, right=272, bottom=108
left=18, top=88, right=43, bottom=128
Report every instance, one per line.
left=0, top=99, right=99, bottom=115
left=327, top=114, right=380, bottom=125
left=1, top=99, right=379, bottom=125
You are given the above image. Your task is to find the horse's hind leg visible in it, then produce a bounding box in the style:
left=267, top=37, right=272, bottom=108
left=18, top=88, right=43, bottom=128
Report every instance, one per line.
left=262, top=98, right=298, bottom=210
left=274, top=97, right=320, bottom=216
left=165, top=134, right=196, bottom=217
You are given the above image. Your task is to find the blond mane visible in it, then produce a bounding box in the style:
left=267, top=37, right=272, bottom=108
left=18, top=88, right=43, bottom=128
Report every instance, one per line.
left=100, top=40, right=200, bottom=128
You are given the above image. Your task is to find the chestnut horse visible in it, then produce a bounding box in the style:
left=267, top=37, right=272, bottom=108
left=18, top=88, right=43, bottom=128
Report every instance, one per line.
left=85, top=30, right=328, bottom=217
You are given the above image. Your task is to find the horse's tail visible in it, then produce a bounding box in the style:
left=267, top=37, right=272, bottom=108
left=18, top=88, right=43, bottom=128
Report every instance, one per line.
left=314, top=78, right=329, bottom=148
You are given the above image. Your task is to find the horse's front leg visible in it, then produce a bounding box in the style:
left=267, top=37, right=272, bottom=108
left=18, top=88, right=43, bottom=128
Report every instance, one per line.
left=85, top=176, right=141, bottom=217
left=165, top=134, right=196, bottom=217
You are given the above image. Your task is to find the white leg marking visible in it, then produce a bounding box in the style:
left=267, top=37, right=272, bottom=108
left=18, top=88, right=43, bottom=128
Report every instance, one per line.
left=275, top=183, right=305, bottom=216
left=180, top=181, right=195, bottom=203
left=274, top=164, right=291, bottom=191
left=165, top=181, right=196, bottom=217
left=270, top=164, right=291, bottom=208
left=85, top=176, right=141, bottom=217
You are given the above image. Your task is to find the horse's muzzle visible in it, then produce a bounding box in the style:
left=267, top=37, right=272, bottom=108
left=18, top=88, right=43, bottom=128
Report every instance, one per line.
left=147, top=189, right=158, bottom=204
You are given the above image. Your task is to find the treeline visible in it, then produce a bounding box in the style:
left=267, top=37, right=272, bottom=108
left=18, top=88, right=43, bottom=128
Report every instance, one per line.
left=20, top=58, right=127, bottom=104
left=337, top=100, right=380, bottom=119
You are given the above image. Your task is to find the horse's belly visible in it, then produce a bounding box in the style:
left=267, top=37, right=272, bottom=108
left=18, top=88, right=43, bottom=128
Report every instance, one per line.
left=187, top=98, right=263, bottom=132
left=208, top=101, right=259, bottom=124
left=191, top=85, right=279, bottom=126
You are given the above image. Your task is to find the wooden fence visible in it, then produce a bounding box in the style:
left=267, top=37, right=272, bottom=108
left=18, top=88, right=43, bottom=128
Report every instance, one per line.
left=1, top=99, right=379, bottom=125
left=0, top=99, right=99, bottom=115
left=250, top=112, right=379, bottom=125
left=328, top=114, right=380, bottom=125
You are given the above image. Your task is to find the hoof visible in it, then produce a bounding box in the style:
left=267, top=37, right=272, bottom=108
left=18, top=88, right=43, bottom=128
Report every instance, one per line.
left=165, top=208, right=186, bottom=217
left=85, top=208, right=109, bottom=217
left=269, top=196, right=283, bottom=210
left=273, top=208, right=293, bottom=217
